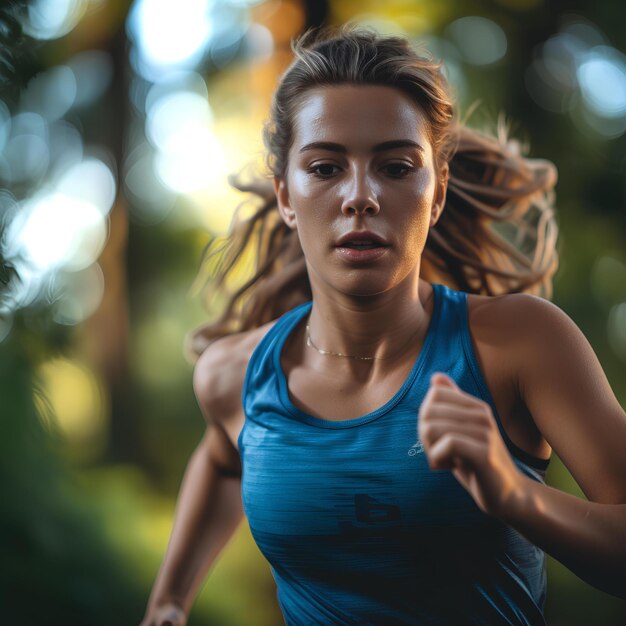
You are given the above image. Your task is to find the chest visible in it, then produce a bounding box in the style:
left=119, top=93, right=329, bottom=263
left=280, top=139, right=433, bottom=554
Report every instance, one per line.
left=286, top=359, right=421, bottom=422
left=240, top=408, right=486, bottom=539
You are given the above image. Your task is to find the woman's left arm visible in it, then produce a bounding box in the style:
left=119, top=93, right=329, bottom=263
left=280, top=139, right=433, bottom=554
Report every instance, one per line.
left=419, top=294, right=626, bottom=599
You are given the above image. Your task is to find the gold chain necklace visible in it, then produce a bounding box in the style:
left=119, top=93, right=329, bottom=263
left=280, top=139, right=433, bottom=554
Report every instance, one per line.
left=305, top=324, right=377, bottom=360
left=305, top=292, right=433, bottom=361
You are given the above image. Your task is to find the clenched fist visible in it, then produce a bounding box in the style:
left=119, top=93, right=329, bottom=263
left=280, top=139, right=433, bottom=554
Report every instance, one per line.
left=418, top=372, right=528, bottom=518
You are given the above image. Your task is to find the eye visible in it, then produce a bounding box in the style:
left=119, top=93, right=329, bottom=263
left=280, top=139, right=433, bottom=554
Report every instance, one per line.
left=383, top=163, right=415, bottom=178
left=307, top=163, right=340, bottom=178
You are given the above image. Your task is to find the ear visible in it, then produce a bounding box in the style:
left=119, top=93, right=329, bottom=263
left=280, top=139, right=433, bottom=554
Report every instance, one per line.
left=430, top=161, right=449, bottom=228
left=273, top=175, right=297, bottom=230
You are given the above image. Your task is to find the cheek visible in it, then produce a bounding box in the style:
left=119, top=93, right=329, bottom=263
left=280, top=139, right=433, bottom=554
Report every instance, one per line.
left=289, top=170, right=319, bottom=200
left=286, top=200, right=329, bottom=254
left=286, top=172, right=335, bottom=235
left=403, top=168, right=435, bottom=203
left=390, top=174, right=435, bottom=230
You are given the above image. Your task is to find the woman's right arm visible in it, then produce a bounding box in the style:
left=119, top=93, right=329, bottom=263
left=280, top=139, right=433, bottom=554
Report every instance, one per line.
left=140, top=339, right=246, bottom=626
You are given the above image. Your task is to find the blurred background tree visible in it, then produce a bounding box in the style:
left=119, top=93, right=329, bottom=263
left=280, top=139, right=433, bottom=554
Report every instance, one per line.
left=0, top=1, right=625, bottom=625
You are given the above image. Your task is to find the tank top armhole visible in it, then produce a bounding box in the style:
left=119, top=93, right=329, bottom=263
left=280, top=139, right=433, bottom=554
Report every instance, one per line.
left=238, top=305, right=309, bottom=456
left=459, top=292, right=551, bottom=473
left=238, top=321, right=279, bottom=457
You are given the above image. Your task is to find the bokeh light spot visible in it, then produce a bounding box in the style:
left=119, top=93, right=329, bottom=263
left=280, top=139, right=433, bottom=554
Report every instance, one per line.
left=577, top=47, right=626, bottom=118
left=34, top=357, right=108, bottom=464
left=128, top=0, right=212, bottom=72
left=2, top=112, right=50, bottom=183
left=68, top=50, right=114, bottom=108
left=56, top=158, right=117, bottom=216
left=446, top=17, right=507, bottom=66
left=124, top=143, right=175, bottom=226
left=144, top=71, right=208, bottom=116
left=590, top=255, right=626, bottom=308
left=50, top=264, right=105, bottom=326
left=2, top=134, right=49, bottom=183
left=154, top=129, right=224, bottom=193
left=146, top=91, right=213, bottom=152
left=244, top=23, right=274, bottom=62
left=607, top=302, right=626, bottom=361
left=20, top=65, right=77, bottom=121
left=22, top=0, right=88, bottom=40
left=7, top=193, right=107, bottom=272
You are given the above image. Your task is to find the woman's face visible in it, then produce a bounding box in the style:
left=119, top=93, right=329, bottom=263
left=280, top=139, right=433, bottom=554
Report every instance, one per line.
left=274, top=84, right=448, bottom=298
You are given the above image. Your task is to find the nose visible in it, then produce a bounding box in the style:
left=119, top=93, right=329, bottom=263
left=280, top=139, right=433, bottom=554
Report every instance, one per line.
left=340, top=167, right=380, bottom=216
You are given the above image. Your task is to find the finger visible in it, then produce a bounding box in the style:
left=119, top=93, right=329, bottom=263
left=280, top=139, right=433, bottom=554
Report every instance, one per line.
left=419, top=404, right=493, bottom=441
left=427, top=432, right=485, bottom=470
left=417, top=417, right=489, bottom=445
left=430, top=384, right=481, bottom=407
left=419, top=418, right=487, bottom=450
left=430, top=372, right=458, bottom=388
left=420, top=402, right=491, bottom=425
left=423, top=385, right=481, bottom=409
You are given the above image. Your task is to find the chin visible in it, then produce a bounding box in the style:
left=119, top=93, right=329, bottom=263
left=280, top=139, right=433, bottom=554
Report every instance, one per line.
left=334, top=276, right=398, bottom=298
left=307, top=257, right=414, bottom=297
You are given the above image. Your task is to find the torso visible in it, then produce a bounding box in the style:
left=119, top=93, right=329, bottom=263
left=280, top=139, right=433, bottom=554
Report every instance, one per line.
left=213, top=285, right=552, bottom=465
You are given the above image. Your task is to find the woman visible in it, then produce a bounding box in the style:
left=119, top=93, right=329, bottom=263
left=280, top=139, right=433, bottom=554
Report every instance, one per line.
left=141, top=26, right=626, bottom=626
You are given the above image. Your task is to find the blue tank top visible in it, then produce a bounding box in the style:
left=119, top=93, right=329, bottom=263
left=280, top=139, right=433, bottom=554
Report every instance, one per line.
left=239, top=283, right=550, bottom=626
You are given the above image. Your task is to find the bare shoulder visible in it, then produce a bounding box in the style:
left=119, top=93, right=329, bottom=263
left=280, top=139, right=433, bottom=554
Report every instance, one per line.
left=464, top=290, right=560, bottom=461
left=466, top=290, right=567, bottom=340
left=191, top=319, right=278, bottom=475
left=193, top=319, right=278, bottom=424
left=465, top=290, right=583, bottom=389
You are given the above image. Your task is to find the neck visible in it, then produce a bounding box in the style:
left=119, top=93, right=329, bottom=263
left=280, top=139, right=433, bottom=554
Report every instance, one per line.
left=304, top=276, right=434, bottom=370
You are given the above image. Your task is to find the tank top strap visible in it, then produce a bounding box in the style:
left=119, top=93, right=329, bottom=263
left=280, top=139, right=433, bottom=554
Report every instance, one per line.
left=428, top=282, right=468, bottom=356
left=402, top=283, right=468, bottom=410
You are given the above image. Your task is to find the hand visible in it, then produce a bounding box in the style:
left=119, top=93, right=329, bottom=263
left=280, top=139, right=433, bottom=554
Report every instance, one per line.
left=139, top=602, right=187, bottom=626
left=418, top=372, right=527, bottom=518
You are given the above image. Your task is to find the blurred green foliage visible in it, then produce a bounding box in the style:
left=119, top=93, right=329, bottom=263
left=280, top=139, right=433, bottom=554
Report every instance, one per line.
left=0, top=337, right=144, bottom=624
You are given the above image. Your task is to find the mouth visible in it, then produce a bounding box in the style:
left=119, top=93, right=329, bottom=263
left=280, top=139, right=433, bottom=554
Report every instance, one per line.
left=334, top=231, right=390, bottom=262
left=335, top=231, right=390, bottom=248
left=337, top=241, right=386, bottom=249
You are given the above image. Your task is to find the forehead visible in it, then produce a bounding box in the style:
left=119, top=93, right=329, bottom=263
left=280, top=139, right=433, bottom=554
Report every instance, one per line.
left=291, top=84, right=431, bottom=153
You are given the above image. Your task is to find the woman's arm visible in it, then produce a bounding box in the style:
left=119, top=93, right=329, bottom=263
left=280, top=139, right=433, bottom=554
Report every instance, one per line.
left=419, top=294, right=626, bottom=599
left=142, top=429, right=244, bottom=622
left=142, top=343, right=246, bottom=624
left=502, top=473, right=626, bottom=598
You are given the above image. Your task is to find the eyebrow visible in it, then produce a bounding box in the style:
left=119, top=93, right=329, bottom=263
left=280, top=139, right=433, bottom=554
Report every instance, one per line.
left=298, top=139, right=425, bottom=154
